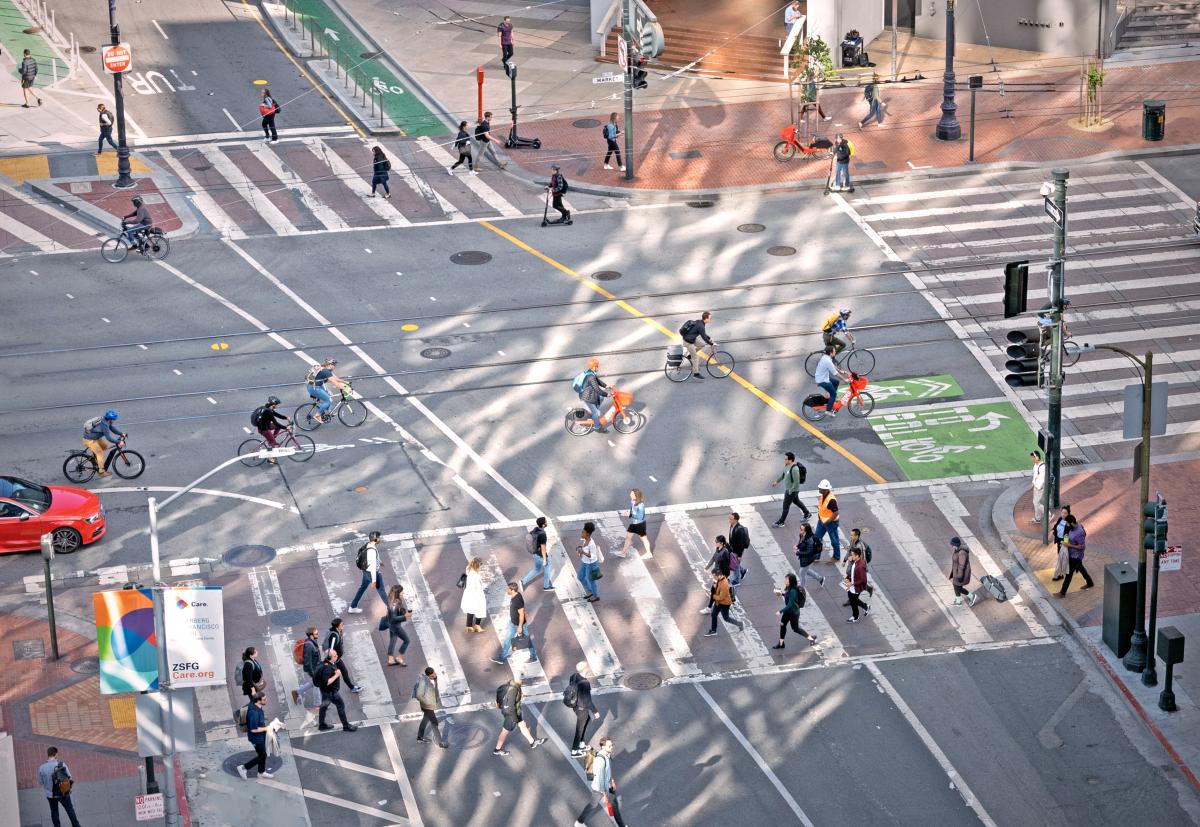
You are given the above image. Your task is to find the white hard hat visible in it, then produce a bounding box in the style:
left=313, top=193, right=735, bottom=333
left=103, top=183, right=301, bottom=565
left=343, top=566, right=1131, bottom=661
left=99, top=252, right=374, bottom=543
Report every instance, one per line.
left=818, top=479, right=832, bottom=489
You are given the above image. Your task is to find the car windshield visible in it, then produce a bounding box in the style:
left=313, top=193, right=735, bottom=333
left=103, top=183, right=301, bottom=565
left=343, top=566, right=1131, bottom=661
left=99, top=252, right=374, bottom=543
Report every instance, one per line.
left=0, top=477, right=51, bottom=514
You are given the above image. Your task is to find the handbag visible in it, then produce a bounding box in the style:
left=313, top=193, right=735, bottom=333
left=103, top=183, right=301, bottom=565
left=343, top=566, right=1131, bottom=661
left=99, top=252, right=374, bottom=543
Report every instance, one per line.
left=588, top=566, right=603, bottom=581
left=456, top=572, right=467, bottom=589
left=378, top=616, right=389, bottom=632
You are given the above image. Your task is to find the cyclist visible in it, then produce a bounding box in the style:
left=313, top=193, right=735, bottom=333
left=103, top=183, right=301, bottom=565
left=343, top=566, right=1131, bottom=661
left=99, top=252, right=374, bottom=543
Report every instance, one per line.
left=820, top=308, right=855, bottom=355
left=813, top=346, right=850, bottom=417
left=251, top=396, right=291, bottom=458
left=82, top=409, right=125, bottom=477
left=573, top=357, right=610, bottom=433
left=121, top=196, right=153, bottom=248
left=305, top=358, right=348, bottom=423
left=679, top=311, right=714, bottom=379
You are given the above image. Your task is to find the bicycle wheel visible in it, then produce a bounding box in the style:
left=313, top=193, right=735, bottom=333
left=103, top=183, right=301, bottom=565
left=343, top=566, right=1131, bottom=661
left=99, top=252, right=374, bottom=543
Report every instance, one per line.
left=564, top=409, right=592, bottom=436
left=100, top=237, right=128, bottom=263
left=773, top=141, right=797, bottom=162
left=1063, top=339, right=1081, bottom=366
left=62, top=453, right=97, bottom=484
left=705, top=350, right=735, bottom=379
left=144, top=233, right=170, bottom=261
left=845, top=347, right=875, bottom=375
left=664, top=361, right=691, bottom=383
left=612, top=409, right=640, bottom=434
left=294, top=403, right=322, bottom=431
left=804, top=350, right=823, bottom=378
left=285, top=434, right=316, bottom=462
left=238, top=438, right=267, bottom=467
left=847, top=391, right=875, bottom=418
left=110, top=449, right=145, bottom=479
left=337, top=399, right=369, bottom=427
left=801, top=400, right=827, bottom=423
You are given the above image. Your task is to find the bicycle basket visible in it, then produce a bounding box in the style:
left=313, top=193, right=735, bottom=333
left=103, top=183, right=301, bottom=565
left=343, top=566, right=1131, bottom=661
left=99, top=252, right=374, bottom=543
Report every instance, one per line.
left=613, top=390, right=633, bottom=407
left=573, top=409, right=588, bottom=420
left=666, top=344, right=683, bottom=367
left=804, top=393, right=829, bottom=408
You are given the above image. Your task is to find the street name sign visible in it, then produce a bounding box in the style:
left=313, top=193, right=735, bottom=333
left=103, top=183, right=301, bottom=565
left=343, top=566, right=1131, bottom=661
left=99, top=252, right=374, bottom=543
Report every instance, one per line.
left=593, top=74, right=622, bottom=84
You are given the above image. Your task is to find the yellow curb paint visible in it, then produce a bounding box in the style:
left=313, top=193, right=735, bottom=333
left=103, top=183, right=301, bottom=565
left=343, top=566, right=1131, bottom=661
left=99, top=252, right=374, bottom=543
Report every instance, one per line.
left=479, top=220, right=888, bottom=485
left=95, top=153, right=151, bottom=177
left=0, top=154, right=50, bottom=184
left=211, top=342, right=229, bottom=350
left=400, top=323, right=419, bottom=332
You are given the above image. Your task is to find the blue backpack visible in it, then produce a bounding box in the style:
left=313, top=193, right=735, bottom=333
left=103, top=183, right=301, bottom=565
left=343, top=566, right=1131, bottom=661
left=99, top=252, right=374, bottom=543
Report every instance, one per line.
left=572, top=370, right=593, bottom=395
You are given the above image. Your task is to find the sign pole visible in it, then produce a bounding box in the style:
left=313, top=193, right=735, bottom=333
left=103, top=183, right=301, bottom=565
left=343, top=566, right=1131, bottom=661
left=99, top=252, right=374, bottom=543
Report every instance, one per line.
left=1125, top=351, right=1155, bottom=673
left=1043, top=168, right=1069, bottom=545
left=148, top=498, right=180, bottom=826
left=39, top=534, right=60, bottom=660
left=1143, top=497, right=1166, bottom=686
left=621, top=0, right=634, bottom=180
left=107, top=0, right=135, bottom=189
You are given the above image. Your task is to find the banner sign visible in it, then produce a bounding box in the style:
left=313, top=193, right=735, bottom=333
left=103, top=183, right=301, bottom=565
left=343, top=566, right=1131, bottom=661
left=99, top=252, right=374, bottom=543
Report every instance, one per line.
left=94, top=588, right=159, bottom=695
left=164, top=587, right=225, bottom=687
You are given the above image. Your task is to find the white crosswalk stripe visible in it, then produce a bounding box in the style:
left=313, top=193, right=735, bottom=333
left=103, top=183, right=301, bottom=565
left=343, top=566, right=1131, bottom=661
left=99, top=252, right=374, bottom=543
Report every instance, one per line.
left=245, top=141, right=351, bottom=231
left=834, top=526, right=919, bottom=650
left=542, top=525, right=624, bottom=686
left=418, top=136, right=523, bottom=217
left=156, top=151, right=247, bottom=239
left=195, top=144, right=298, bottom=235
left=303, top=137, right=411, bottom=227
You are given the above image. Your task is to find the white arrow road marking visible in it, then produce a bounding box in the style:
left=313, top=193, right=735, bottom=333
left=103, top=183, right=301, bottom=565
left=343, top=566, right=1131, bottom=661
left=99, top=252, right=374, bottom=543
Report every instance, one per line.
left=967, top=411, right=1009, bottom=432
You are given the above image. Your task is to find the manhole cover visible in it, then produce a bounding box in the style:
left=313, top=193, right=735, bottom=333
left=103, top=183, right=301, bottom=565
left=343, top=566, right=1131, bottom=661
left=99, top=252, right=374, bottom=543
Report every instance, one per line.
left=622, top=671, right=662, bottom=691
left=223, top=753, right=284, bottom=777
left=223, top=544, right=277, bottom=568
left=669, top=150, right=702, bottom=160
left=22, top=27, right=41, bottom=34
left=738, top=223, right=765, bottom=233
left=592, top=270, right=621, bottom=281
left=270, top=609, right=308, bottom=627
left=767, top=246, right=797, bottom=256
left=71, top=656, right=100, bottom=675
left=420, top=347, right=452, bottom=359
left=686, top=200, right=716, bottom=208
left=450, top=251, right=492, bottom=265
left=79, top=45, right=97, bottom=53
left=572, top=118, right=601, bottom=129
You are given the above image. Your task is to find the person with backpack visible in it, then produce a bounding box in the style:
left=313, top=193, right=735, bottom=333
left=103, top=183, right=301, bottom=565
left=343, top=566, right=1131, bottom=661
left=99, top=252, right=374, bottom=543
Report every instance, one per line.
left=38, top=746, right=81, bottom=827
left=948, top=536, right=979, bottom=607
left=19, top=49, right=40, bottom=108
left=771, top=451, right=810, bottom=526
left=315, top=650, right=358, bottom=732
left=96, top=103, right=118, bottom=154
left=290, top=627, right=322, bottom=707
left=679, top=311, right=714, bottom=379
left=384, top=584, right=412, bottom=666
left=774, top=572, right=817, bottom=649
left=251, top=396, right=290, bottom=457
left=727, top=511, right=750, bottom=585
left=493, top=673, right=546, bottom=756
left=794, top=523, right=826, bottom=588
left=602, top=112, right=625, bottom=171
left=239, top=646, right=264, bottom=699
left=415, top=666, right=449, bottom=748
left=491, top=581, right=539, bottom=663
left=461, top=556, right=487, bottom=632
left=259, top=87, right=280, bottom=142
left=574, top=737, right=629, bottom=827
left=520, top=516, right=553, bottom=590
left=547, top=163, right=570, bottom=224
left=565, top=661, right=599, bottom=756
left=844, top=546, right=870, bottom=622
left=369, top=145, right=391, bottom=197
left=448, top=120, right=474, bottom=174
left=236, top=693, right=273, bottom=779
left=574, top=358, right=609, bottom=433
left=703, top=569, right=744, bottom=636
left=832, top=133, right=853, bottom=191
left=325, top=618, right=363, bottom=693
left=348, top=531, right=388, bottom=614
left=575, top=521, right=603, bottom=603
left=701, top=535, right=733, bottom=613
left=82, top=409, right=125, bottom=477
left=305, top=357, right=346, bottom=422
left=859, top=74, right=884, bottom=128
left=474, top=112, right=506, bottom=169
left=845, top=528, right=875, bottom=603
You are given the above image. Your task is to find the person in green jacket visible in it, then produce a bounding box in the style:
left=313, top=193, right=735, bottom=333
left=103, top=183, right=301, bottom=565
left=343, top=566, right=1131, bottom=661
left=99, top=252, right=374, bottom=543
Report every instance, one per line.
left=771, top=451, right=810, bottom=526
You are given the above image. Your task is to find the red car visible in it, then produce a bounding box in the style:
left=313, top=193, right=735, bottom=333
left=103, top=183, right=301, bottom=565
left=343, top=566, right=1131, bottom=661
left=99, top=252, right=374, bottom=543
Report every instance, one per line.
left=0, top=476, right=105, bottom=554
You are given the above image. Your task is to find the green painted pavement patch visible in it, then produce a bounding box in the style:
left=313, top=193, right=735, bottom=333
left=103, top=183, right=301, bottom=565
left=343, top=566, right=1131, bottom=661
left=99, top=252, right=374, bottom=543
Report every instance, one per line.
left=284, top=0, right=443, bottom=135
left=871, top=401, right=1034, bottom=481
left=868, top=374, right=963, bottom=406
left=0, top=0, right=68, bottom=87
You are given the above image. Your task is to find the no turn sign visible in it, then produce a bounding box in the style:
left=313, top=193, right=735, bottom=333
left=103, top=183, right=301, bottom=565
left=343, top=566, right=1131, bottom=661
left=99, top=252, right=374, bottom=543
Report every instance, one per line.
left=101, top=42, right=132, bottom=74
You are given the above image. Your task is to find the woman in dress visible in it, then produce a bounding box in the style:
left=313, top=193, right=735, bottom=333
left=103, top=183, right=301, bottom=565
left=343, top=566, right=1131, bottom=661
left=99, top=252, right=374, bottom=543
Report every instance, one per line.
left=461, top=556, right=487, bottom=633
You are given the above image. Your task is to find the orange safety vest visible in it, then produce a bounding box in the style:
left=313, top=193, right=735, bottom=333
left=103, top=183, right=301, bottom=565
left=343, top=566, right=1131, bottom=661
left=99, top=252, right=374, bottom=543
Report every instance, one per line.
left=818, top=491, right=837, bottom=523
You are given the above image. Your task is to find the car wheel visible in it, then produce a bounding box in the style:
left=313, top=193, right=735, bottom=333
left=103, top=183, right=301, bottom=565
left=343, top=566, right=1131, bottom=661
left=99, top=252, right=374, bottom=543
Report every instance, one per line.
left=52, top=526, right=83, bottom=554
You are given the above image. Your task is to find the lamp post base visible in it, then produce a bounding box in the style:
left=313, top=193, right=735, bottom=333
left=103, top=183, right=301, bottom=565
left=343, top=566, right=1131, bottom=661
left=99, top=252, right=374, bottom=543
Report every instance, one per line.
left=1141, top=664, right=1158, bottom=687
left=1123, top=630, right=1148, bottom=673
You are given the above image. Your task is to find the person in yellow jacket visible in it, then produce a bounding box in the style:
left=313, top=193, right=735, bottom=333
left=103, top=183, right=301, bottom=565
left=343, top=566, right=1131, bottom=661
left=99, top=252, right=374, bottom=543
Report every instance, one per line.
left=814, top=479, right=842, bottom=562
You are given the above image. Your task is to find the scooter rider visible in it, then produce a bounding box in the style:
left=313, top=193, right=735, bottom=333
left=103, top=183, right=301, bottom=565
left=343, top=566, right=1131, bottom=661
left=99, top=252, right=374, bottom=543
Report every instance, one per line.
left=547, top=165, right=570, bottom=224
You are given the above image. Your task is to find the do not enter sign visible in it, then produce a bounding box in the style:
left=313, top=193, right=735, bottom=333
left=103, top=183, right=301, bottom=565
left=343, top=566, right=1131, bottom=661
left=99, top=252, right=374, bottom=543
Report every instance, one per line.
left=101, top=42, right=132, bottom=74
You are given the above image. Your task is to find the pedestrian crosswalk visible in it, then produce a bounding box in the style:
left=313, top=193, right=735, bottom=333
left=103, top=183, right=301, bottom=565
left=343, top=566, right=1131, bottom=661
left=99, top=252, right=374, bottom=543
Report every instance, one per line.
left=843, top=160, right=1200, bottom=460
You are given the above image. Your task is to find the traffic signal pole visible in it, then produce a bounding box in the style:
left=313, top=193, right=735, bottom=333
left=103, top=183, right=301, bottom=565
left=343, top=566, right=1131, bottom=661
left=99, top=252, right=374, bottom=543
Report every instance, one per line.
left=1125, top=350, right=1155, bottom=673
left=621, top=0, right=634, bottom=180
left=1044, top=168, right=1069, bottom=545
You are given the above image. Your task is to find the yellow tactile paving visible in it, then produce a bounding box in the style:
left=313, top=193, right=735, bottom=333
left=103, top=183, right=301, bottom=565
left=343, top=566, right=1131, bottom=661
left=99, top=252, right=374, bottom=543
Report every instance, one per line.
left=108, top=696, right=137, bottom=728
left=95, top=152, right=152, bottom=176
left=0, top=154, right=50, bottom=183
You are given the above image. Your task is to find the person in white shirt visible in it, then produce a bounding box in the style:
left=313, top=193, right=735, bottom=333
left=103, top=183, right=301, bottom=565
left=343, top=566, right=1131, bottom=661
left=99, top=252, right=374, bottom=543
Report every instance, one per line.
left=348, top=531, right=388, bottom=612
left=1030, top=451, right=1046, bottom=524
left=814, top=346, right=849, bottom=415
left=575, top=521, right=603, bottom=603
left=574, top=737, right=629, bottom=827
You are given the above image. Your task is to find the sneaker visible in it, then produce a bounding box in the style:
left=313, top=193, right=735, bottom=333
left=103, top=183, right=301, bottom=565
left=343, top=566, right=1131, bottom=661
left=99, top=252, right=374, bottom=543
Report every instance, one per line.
left=417, top=736, right=432, bottom=744
left=772, top=521, right=785, bottom=528
left=470, top=170, right=479, bottom=175
left=571, top=748, right=585, bottom=757
left=640, top=551, right=653, bottom=560
left=772, top=643, right=785, bottom=650
left=543, top=585, right=555, bottom=590
left=350, top=685, right=363, bottom=694
left=439, top=741, right=449, bottom=749
left=343, top=724, right=359, bottom=732
left=290, top=689, right=299, bottom=705
left=318, top=724, right=334, bottom=731
left=491, top=656, right=506, bottom=664
left=347, top=606, right=363, bottom=614
left=586, top=594, right=599, bottom=602
left=260, top=771, right=275, bottom=779
left=703, top=630, right=718, bottom=637
left=968, top=593, right=979, bottom=607
left=619, top=165, right=626, bottom=171
left=699, top=607, right=711, bottom=614
left=448, top=167, right=455, bottom=175
left=693, top=373, right=704, bottom=379
left=493, top=749, right=510, bottom=757
left=953, top=597, right=963, bottom=606
left=237, top=766, right=249, bottom=779
left=604, top=164, right=613, bottom=170
left=531, top=737, right=546, bottom=749
left=819, top=576, right=826, bottom=586
left=846, top=617, right=858, bottom=623
left=1081, top=584, right=1094, bottom=591
left=862, top=607, right=870, bottom=616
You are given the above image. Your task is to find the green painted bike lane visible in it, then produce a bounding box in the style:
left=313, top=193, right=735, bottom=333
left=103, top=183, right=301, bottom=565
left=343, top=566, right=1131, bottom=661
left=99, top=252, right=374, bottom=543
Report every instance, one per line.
left=283, top=0, right=443, bottom=135
left=0, top=0, right=68, bottom=87
left=869, top=374, right=963, bottom=406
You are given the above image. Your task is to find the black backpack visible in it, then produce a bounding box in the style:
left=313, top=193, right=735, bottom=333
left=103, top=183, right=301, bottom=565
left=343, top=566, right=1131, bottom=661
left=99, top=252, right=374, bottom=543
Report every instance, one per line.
left=563, top=678, right=579, bottom=708
left=250, top=405, right=268, bottom=428
left=355, top=543, right=370, bottom=571
left=679, top=320, right=699, bottom=340
left=496, top=683, right=509, bottom=709
left=794, top=462, right=807, bottom=485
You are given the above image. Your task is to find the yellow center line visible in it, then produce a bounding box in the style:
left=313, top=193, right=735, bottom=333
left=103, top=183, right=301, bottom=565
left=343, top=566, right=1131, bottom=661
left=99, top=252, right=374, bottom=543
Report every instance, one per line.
left=480, top=220, right=887, bottom=485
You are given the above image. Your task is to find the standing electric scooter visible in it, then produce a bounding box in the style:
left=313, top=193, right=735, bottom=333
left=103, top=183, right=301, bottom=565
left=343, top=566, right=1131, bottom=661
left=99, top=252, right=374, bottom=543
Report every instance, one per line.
left=505, top=66, right=541, bottom=149
left=541, top=188, right=573, bottom=227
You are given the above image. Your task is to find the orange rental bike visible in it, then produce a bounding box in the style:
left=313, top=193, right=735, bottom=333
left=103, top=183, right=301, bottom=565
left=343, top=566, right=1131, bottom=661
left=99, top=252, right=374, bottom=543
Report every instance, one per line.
left=801, top=373, right=875, bottom=422
left=565, top=387, right=645, bottom=435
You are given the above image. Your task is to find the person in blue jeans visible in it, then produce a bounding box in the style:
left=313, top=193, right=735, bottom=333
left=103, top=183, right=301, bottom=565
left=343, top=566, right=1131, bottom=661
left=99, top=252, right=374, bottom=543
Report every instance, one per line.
left=813, top=346, right=848, bottom=414
left=575, top=521, right=602, bottom=601
left=492, top=582, right=538, bottom=663
left=347, top=531, right=388, bottom=613
left=305, top=357, right=346, bottom=420
left=814, top=480, right=842, bottom=562
left=859, top=75, right=884, bottom=127
left=38, top=746, right=82, bottom=827
left=833, top=134, right=852, bottom=191
left=520, top=517, right=553, bottom=590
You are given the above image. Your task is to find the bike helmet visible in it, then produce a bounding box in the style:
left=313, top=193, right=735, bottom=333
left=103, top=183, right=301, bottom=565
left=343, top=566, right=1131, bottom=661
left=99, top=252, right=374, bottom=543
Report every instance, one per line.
left=324, top=358, right=339, bottom=366
left=586, top=357, right=599, bottom=370
left=132, top=196, right=143, bottom=206
left=839, top=308, right=851, bottom=317
left=104, top=409, right=119, bottom=421
left=267, top=396, right=281, bottom=406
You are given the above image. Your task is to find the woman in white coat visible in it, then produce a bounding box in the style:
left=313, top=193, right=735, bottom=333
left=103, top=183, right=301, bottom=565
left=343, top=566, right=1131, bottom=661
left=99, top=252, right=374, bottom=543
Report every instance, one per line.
left=461, top=556, right=487, bottom=633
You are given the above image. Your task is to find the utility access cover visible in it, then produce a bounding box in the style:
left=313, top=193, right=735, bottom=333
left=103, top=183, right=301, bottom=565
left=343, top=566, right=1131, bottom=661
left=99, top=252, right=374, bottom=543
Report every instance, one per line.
left=871, top=401, right=1033, bottom=481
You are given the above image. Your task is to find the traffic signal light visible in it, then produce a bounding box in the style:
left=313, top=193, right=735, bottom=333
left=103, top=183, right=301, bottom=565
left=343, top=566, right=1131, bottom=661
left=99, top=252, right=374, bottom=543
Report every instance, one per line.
left=639, top=20, right=665, bottom=58
left=1143, top=496, right=1168, bottom=553
left=1003, top=260, right=1029, bottom=318
left=1005, top=328, right=1043, bottom=388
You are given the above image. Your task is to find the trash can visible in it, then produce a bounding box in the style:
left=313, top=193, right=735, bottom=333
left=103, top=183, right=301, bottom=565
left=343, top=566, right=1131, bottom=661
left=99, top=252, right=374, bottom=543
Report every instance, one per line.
left=1143, top=100, right=1166, bottom=141
left=1103, top=562, right=1138, bottom=658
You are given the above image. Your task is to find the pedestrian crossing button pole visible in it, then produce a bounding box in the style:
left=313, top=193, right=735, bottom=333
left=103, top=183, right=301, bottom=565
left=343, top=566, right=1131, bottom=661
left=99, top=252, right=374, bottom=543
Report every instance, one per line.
left=39, top=534, right=60, bottom=660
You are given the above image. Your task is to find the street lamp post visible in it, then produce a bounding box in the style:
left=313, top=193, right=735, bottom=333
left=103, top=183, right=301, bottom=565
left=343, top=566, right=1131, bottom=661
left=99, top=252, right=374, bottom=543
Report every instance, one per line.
left=1044, top=170, right=1069, bottom=544
left=935, top=0, right=960, bottom=140
left=106, top=0, right=135, bottom=189
left=621, top=0, right=635, bottom=180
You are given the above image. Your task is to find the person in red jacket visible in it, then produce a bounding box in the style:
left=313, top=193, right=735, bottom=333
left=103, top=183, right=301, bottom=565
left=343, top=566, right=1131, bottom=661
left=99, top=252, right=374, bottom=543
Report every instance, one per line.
left=844, top=547, right=870, bottom=622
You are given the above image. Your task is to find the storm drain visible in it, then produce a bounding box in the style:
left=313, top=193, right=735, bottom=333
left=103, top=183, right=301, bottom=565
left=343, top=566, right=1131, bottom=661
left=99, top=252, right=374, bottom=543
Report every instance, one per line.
left=360, top=51, right=382, bottom=59
left=737, top=223, right=765, bottom=233
left=622, top=671, right=663, bottom=691
left=573, top=118, right=602, bottom=129
left=450, top=251, right=492, bottom=265
left=592, top=270, right=622, bottom=281
left=223, top=544, right=277, bottom=568
left=768, top=246, right=797, bottom=256
left=270, top=609, right=308, bottom=627
left=669, top=150, right=702, bottom=160
left=1060, top=456, right=1089, bottom=467
left=71, top=656, right=100, bottom=675
left=420, top=347, right=452, bottom=359
left=686, top=200, right=716, bottom=209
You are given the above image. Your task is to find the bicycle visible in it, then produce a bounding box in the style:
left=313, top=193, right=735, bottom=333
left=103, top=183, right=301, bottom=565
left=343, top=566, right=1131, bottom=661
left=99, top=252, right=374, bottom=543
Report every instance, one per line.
left=294, top=385, right=368, bottom=431
left=565, top=387, right=645, bottom=435
left=804, top=342, right=875, bottom=378
left=237, top=427, right=316, bottom=467
left=101, top=227, right=170, bottom=263
left=773, top=125, right=833, bottom=162
left=664, top=342, right=735, bottom=382
left=63, top=437, right=145, bottom=483
left=800, top=374, right=874, bottom=422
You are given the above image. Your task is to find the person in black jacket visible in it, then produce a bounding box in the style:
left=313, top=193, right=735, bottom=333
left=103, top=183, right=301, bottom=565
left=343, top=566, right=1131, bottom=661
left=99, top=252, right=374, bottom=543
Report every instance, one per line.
left=240, top=647, right=263, bottom=699
left=774, top=573, right=817, bottom=649
left=567, top=662, right=600, bottom=756
left=325, top=619, right=362, bottom=693
left=385, top=585, right=411, bottom=666
left=577, top=358, right=609, bottom=433
left=680, top=311, right=714, bottom=379
left=547, top=164, right=570, bottom=223
left=794, top=523, right=825, bottom=587
left=370, top=146, right=391, bottom=197
left=474, top=112, right=506, bottom=170
left=254, top=396, right=290, bottom=454
left=727, top=512, right=750, bottom=584
left=449, top=120, right=474, bottom=174
left=315, top=651, right=357, bottom=732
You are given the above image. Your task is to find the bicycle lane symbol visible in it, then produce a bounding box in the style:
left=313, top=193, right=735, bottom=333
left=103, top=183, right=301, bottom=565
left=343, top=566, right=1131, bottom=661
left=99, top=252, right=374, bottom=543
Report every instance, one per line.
left=870, top=401, right=1034, bottom=480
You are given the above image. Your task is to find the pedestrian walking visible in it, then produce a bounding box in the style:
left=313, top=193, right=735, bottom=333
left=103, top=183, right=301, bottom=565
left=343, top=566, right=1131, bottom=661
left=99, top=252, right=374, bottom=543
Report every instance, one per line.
left=704, top=569, right=744, bottom=636
left=619, top=488, right=652, bottom=559
left=1030, top=450, right=1046, bottom=523
left=1057, top=515, right=1095, bottom=596
left=259, top=88, right=280, bottom=142
left=727, top=512, right=750, bottom=584
left=948, top=537, right=979, bottom=607
left=19, top=49, right=40, bottom=107
left=847, top=528, right=874, bottom=599
left=575, top=521, right=603, bottom=602
left=325, top=618, right=363, bottom=693
left=448, top=120, right=474, bottom=174
left=96, top=104, right=118, bottom=154
left=702, top=535, right=733, bottom=611
left=859, top=74, right=884, bottom=128
left=493, top=673, right=546, bottom=756
left=491, top=581, right=539, bottom=663
left=239, top=646, right=265, bottom=700
left=520, top=516, right=554, bottom=590
left=804, top=64, right=832, bottom=121
left=348, top=530, right=388, bottom=613
left=38, top=746, right=81, bottom=827
left=474, top=112, right=507, bottom=170
left=385, top=584, right=411, bottom=666
left=844, top=547, right=870, bottom=622
left=461, top=556, right=488, bottom=632
left=602, top=113, right=625, bottom=171
left=236, top=693, right=273, bottom=779
left=794, top=523, right=826, bottom=588
left=774, top=572, right=817, bottom=649
left=565, top=661, right=600, bottom=755
left=814, top=480, right=842, bottom=562
left=1052, top=504, right=1072, bottom=581
left=832, top=134, right=852, bottom=192
left=574, top=737, right=629, bottom=827
left=314, top=650, right=358, bottom=732
left=414, top=666, right=449, bottom=748
left=497, top=16, right=514, bottom=76
left=547, top=164, right=571, bottom=224
left=290, top=626, right=321, bottom=708
left=369, top=146, right=391, bottom=198
left=772, top=451, right=811, bottom=526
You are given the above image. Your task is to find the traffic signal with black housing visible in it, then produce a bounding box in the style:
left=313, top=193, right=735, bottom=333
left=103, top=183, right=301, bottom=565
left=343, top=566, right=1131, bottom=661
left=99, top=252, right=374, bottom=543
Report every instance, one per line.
left=1003, top=260, right=1029, bottom=319
left=1143, top=496, right=1168, bottom=554
left=1005, top=328, right=1043, bottom=388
